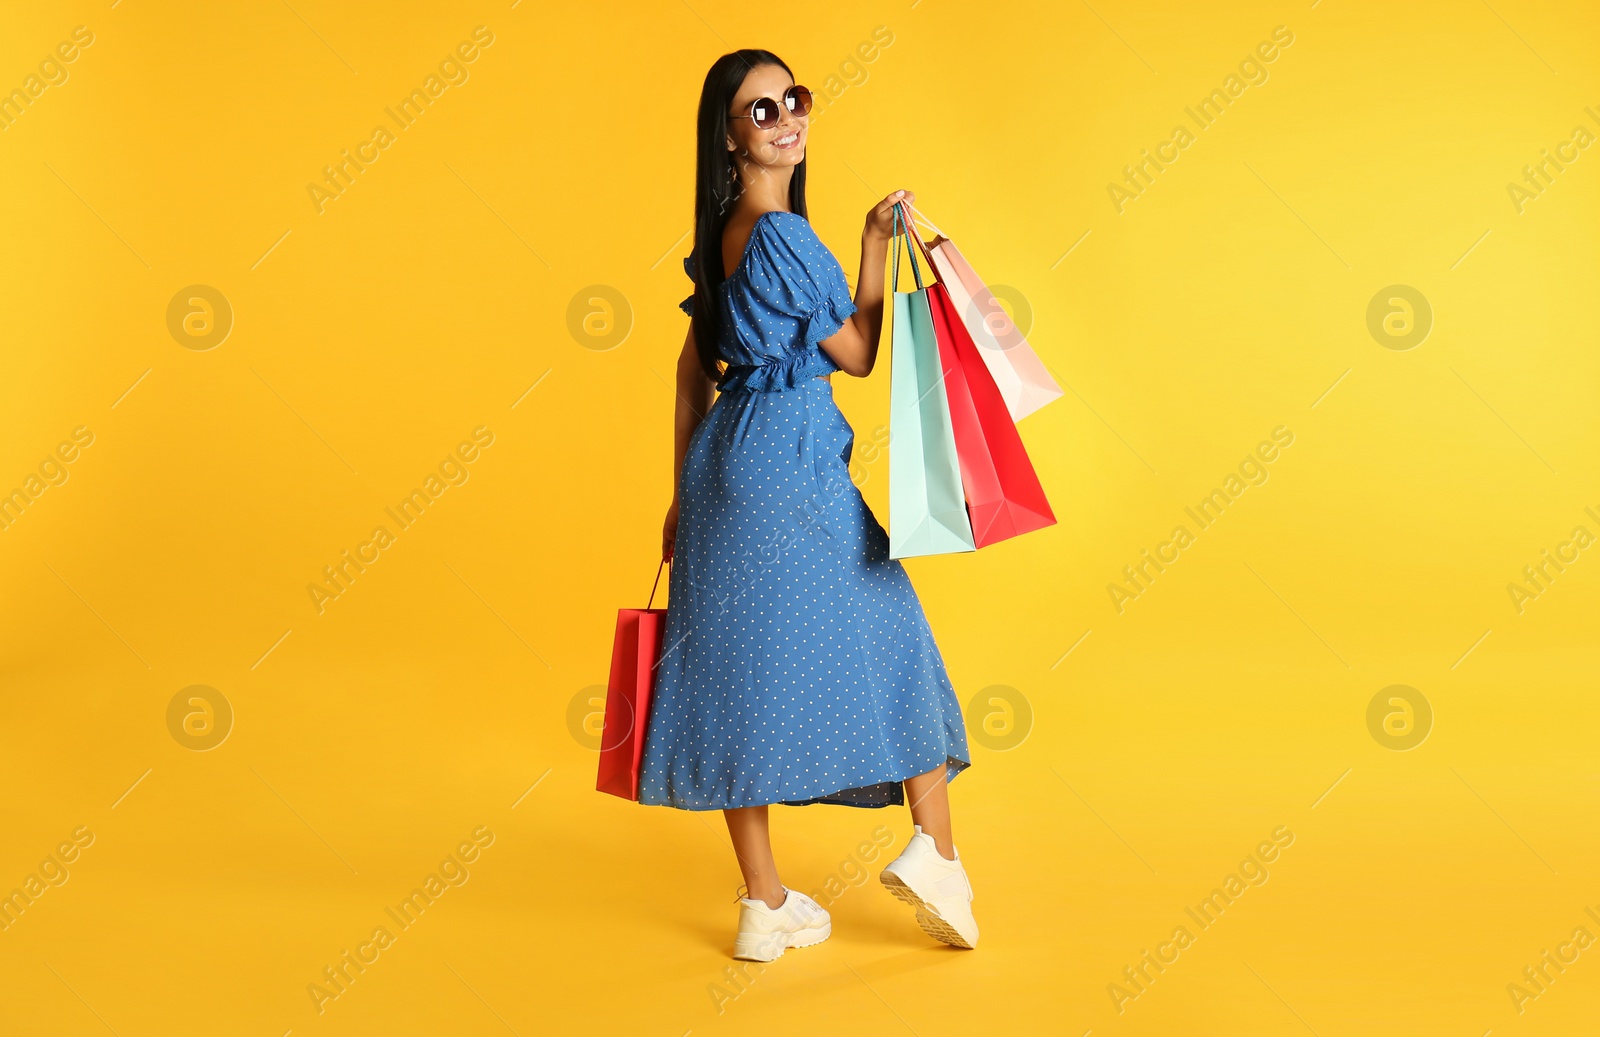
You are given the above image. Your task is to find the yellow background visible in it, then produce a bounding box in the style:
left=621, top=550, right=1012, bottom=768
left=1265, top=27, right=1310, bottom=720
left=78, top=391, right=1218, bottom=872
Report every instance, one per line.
left=2, top=0, right=1597, bottom=1034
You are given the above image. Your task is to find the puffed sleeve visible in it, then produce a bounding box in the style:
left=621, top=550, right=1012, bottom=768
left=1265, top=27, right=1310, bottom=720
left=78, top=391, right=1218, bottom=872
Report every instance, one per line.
left=678, top=253, right=696, bottom=317
left=741, top=211, right=858, bottom=345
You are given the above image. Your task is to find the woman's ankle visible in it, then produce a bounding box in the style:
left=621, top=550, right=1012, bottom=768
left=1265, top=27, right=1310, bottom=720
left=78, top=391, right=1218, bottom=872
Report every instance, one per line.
left=912, top=822, right=957, bottom=861
left=743, top=883, right=787, bottom=909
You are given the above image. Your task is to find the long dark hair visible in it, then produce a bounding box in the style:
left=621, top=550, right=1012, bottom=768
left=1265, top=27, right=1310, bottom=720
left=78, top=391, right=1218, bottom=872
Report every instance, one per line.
left=687, top=50, right=808, bottom=381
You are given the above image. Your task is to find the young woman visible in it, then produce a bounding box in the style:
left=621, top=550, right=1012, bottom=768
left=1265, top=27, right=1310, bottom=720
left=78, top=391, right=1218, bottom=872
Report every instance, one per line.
left=637, top=49, right=978, bottom=962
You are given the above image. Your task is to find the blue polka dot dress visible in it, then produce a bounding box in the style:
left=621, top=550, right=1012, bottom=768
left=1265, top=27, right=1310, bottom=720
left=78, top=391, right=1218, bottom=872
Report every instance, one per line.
left=636, top=209, right=972, bottom=811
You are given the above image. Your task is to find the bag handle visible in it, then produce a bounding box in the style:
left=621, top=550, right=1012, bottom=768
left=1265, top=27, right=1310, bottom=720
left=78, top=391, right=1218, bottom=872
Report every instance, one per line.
left=895, top=200, right=942, bottom=282
left=902, top=199, right=947, bottom=239
left=891, top=201, right=934, bottom=291
left=647, top=556, right=669, bottom=609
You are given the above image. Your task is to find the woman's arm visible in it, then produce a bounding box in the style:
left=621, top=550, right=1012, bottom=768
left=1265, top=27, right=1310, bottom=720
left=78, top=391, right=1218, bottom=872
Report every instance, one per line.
left=664, top=321, right=716, bottom=558
left=817, top=189, right=913, bottom=379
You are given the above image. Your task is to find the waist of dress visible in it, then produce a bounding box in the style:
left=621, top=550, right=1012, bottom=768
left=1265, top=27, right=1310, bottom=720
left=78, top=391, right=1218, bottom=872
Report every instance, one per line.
left=716, top=346, right=837, bottom=393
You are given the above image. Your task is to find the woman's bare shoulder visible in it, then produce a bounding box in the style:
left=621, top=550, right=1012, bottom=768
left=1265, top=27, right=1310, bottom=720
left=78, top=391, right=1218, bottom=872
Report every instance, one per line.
left=721, top=212, right=759, bottom=274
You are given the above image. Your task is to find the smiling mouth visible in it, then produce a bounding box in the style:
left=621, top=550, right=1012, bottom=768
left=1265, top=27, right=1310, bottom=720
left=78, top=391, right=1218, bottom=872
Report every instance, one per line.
left=774, top=132, right=800, bottom=149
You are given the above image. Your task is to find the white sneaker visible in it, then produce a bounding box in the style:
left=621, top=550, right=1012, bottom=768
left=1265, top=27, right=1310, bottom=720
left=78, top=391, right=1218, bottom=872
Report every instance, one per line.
left=732, top=885, right=832, bottom=961
left=878, top=824, right=979, bottom=949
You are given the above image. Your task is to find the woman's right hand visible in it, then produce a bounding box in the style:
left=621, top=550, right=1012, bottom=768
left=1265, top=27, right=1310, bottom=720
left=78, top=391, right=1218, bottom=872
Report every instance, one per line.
left=662, top=497, right=680, bottom=560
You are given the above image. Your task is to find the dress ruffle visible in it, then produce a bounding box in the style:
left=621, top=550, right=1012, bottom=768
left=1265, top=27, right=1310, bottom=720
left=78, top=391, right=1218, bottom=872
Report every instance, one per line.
left=678, top=254, right=696, bottom=318
left=801, top=288, right=855, bottom=347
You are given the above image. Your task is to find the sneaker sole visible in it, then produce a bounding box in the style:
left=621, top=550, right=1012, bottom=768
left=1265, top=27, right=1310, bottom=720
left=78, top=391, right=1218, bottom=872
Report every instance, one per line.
left=732, top=921, right=832, bottom=962
left=879, top=871, right=976, bottom=949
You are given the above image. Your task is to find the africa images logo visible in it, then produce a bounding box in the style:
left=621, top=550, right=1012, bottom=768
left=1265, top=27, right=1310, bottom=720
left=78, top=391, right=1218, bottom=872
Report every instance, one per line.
left=306, top=26, right=496, bottom=215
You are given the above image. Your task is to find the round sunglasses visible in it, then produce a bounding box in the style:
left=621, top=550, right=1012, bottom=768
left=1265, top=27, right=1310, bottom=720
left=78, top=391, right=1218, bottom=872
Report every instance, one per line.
left=729, top=85, right=813, bottom=130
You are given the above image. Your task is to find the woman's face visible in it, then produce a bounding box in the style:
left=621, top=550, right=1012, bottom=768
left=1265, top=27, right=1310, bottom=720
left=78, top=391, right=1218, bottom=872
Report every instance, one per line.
left=725, top=64, right=807, bottom=176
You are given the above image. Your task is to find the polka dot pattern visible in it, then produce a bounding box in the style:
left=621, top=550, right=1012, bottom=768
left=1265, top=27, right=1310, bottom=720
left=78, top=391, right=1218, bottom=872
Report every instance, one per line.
left=639, top=210, right=972, bottom=812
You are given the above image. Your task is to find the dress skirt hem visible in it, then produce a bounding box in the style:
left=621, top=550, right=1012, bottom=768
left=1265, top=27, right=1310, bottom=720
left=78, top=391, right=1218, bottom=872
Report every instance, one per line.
left=639, top=753, right=972, bottom=813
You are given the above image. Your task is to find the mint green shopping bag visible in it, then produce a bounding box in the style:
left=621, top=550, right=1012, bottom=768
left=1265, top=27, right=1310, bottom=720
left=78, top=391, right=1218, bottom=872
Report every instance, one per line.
left=888, top=202, right=977, bottom=559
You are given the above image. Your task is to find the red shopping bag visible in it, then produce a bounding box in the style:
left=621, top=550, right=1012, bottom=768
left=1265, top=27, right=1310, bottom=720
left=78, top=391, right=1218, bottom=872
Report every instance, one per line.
left=595, top=559, right=669, bottom=801
left=898, top=202, right=1056, bottom=548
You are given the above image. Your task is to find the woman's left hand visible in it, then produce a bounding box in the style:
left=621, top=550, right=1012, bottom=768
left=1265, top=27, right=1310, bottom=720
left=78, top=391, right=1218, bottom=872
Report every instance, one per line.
left=864, top=189, right=915, bottom=242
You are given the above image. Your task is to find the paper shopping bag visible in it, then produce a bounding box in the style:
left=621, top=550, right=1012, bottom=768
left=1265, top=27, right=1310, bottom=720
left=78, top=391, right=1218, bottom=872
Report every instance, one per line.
left=596, top=560, right=669, bottom=800
left=926, top=235, right=1064, bottom=422
left=887, top=203, right=977, bottom=560
left=899, top=202, right=1056, bottom=549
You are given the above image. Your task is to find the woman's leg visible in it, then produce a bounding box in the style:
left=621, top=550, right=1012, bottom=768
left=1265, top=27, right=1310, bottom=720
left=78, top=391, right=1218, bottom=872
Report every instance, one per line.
left=724, top=805, right=787, bottom=908
left=903, top=763, right=957, bottom=860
